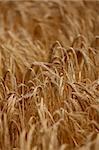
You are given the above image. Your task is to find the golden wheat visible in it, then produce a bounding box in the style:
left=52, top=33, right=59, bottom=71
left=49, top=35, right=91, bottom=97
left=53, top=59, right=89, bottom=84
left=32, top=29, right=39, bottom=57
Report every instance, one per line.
left=0, top=0, right=99, bottom=150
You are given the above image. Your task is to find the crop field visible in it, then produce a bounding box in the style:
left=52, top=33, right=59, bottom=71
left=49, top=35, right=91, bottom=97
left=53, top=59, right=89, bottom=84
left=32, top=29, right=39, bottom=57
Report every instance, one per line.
left=0, top=0, right=99, bottom=150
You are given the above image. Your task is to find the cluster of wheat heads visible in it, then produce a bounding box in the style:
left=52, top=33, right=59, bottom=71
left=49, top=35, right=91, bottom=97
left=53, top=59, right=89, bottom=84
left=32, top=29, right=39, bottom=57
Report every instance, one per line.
left=0, top=0, right=99, bottom=150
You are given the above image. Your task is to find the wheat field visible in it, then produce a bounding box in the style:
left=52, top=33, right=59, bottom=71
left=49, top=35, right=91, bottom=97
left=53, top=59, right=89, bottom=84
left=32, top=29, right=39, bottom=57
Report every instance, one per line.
left=0, top=0, right=99, bottom=150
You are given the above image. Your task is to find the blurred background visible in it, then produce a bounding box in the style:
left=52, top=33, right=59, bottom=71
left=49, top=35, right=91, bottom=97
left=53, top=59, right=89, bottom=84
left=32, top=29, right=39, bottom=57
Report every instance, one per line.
left=0, top=0, right=99, bottom=47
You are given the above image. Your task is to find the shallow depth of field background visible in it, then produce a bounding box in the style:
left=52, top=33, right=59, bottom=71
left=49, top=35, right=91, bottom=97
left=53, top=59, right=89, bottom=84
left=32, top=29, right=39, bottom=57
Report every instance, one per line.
left=0, top=0, right=99, bottom=150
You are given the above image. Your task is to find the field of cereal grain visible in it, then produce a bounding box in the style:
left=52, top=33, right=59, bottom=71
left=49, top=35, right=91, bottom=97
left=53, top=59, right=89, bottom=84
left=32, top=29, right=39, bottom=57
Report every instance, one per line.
left=0, top=1, right=99, bottom=150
